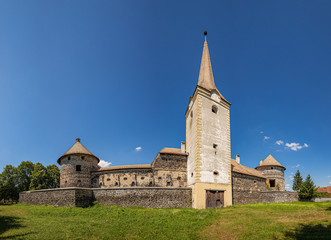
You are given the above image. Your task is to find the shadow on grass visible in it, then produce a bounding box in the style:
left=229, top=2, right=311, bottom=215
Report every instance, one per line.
left=284, top=224, right=331, bottom=240
left=0, top=216, right=25, bottom=238
left=326, top=207, right=331, bottom=211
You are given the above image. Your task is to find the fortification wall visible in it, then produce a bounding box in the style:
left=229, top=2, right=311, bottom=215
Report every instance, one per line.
left=232, top=172, right=267, bottom=205
left=19, top=187, right=192, bottom=208
left=233, top=190, right=298, bottom=205
left=19, top=188, right=93, bottom=207
left=93, top=188, right=192, bottom=208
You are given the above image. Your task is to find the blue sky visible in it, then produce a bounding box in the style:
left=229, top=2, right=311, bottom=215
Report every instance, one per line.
left=0, top=1, right=330, bottom=189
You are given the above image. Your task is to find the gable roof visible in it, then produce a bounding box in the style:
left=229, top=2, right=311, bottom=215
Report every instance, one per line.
left=231, top=159, right=265, bottom=179
left=57, top=138, right=99, bottom=164
left=256, top=155, right=285, bottom=170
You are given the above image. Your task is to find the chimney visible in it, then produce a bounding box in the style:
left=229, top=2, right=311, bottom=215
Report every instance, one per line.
left=236, top=155, right=240, bottom=164
left=260, top=159, right=263, bottom=165
left=181, top=141, right=185, bottom=153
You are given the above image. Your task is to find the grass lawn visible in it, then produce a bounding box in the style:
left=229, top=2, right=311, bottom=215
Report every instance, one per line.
left=0, top=202, right=330, bottom=239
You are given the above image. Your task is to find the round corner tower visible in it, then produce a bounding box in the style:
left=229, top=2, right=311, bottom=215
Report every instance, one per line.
left=57, top=138, right=99, bottom=188
left=256, top=155, right=286, bottom=191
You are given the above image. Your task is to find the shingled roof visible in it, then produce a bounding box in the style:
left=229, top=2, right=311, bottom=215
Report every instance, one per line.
left=197, top=34, right=227, bottom=102
left=256, top=155, right=285, bottom=170
left=159, top=147, right=188, bottom=155
left=57, top=138, right=99, bottom=164
left=98, top=164, right=152, bottom=172
left=231, top=159, right=265, bottom=179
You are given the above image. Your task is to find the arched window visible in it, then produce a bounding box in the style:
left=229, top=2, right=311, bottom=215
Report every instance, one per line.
left=212, top=105, right=218, bottom=113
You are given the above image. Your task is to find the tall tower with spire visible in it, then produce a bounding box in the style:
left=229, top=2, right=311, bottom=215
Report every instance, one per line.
left=185, top=32, right=232, bottom=208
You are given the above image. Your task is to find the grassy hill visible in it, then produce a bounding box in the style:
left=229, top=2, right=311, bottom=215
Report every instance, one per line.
left=0, top=202, right=330, bottom=239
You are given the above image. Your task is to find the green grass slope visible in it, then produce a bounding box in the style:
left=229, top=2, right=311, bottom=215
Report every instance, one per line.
left=0, top=202, right=330, bottom=240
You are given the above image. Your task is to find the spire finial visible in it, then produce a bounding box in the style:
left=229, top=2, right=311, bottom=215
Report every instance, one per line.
left=204, top=30, right=207, bottom=36
left=76, top=138, right=81, bottom=142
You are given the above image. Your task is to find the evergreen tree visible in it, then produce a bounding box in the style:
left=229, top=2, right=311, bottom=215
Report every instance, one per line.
left=299, top=174, right=317, bottom=200
left=292, top=170, right=303, bottom=191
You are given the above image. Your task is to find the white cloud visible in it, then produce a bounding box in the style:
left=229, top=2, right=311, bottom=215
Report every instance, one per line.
left=285, top=184, right=290, bottom=186
left=260, top=131, right=264, bottom=134
left=264, top=136, right=270, bottom=140
left=328, top=176, right=331, bottom=178
left=285, top=142, right=309, bottom=151
left=329, top=181, right=331, bottom=185
left=289, top=177, right=294, bottom=180
left=276, top=140, right=284, bottom=145
left=295, top=164, right=300, bottom=168
left=135, top=147, right=142, bottom=152
left=285, top=184, right=290, bottom=189
left=99, top=160, right=112, bottom=167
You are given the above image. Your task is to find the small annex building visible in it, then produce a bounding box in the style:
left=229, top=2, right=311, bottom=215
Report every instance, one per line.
left=19, top=33, right=298, bottom=209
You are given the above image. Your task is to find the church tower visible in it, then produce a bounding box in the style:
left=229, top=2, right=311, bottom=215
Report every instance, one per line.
left=185, top=32, right=232, bottom=208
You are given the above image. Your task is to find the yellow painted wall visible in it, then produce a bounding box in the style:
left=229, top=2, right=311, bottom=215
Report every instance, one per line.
left=192, top=182, right=232, bottom=209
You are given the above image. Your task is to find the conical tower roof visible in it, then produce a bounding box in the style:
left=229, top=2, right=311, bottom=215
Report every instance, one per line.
left=256, top=154, right=285, bottom=170
left=57, top=138, right=99, bottom=164
left=197, top=32, right=227, bottom=101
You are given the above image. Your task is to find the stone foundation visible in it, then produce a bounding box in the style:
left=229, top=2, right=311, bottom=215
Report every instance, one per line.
left=19, top=187, right=192, bottom=208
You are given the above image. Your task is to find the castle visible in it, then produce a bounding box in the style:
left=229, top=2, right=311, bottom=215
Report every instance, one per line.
left=20, top=34, right=298, bottom=209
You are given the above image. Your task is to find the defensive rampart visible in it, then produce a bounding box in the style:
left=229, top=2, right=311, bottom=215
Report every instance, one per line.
left=233, top=190, right=299, bottom=205
left=19, top=187, right=192, bottom=208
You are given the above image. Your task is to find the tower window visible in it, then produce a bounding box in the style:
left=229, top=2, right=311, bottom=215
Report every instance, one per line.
left=76, top=165, right=81, bottom=171
left=107, top=178, right=110, bottom=181
left=212, top=105, right=218, bottom=113
left=123, top=177, right=127, bottom=180
left=269, top=179, right=276, bottom=188
left=81, top=156, right=85, bottom=160
left=213, top=171, right=219, bottom=176
left=213, top=144, right=218, bottom=149
left=190, top=111, right=193, bottom=118
left=68, top=156, right=71, bottom=160
left=141, top=177, right=145, bottom=180
left=131, top=182, right=135, bottom=187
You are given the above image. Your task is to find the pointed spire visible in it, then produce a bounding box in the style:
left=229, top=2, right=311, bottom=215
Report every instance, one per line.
left=197, top=31, right=217, bottom=92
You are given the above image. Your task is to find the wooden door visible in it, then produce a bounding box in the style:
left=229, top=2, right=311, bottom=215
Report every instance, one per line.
left=206, top=190, right=224, bottom=208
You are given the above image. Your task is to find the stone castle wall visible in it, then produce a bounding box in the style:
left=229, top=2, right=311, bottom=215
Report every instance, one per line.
left=93, top=188, right=192, bottom=208
left=20, top=187, right=192, bottom=208
left=19, top=188, right=93, bottom=207
left=232, top=172, right=267, bottom=205
left=93, top=153, right=187, bottom=188
left=60, top=154, right=99, bottom=188
left=257, top=166, right=285, bottom=191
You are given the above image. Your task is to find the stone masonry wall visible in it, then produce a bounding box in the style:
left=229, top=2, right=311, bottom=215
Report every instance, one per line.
left=19, top=187, right=192, bottom=208
left=93, top=153, right=188, bottom=188
left=257, top=166, right=285, bottom=191
left=259, top=191, right=299, bottom=203
left=93, top=188, right=192, bottom=208
left=232, top=172, right=267, bottom=205
left=19, top=188, right=93, bottom=207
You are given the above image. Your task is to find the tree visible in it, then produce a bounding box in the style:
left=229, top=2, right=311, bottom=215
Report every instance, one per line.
left=29, top=163, right=48, bottom=190
left=17, top=161, right=35, bottom=192
left=46, top=164, right=60, bottom=188
left=0, top=165, right=19, bottom=201
left=292, top=170, right=303, bottom=191
left=299, top=174, right=317, bottom=200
